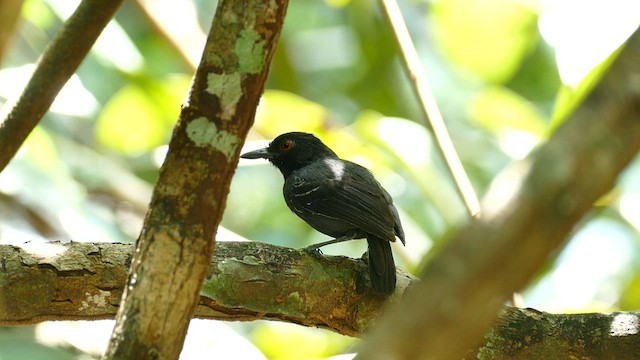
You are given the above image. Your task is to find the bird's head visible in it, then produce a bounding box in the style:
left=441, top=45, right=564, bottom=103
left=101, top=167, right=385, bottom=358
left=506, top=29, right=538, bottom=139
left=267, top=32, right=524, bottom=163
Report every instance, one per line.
left=241, top=132, right=338, bottom=177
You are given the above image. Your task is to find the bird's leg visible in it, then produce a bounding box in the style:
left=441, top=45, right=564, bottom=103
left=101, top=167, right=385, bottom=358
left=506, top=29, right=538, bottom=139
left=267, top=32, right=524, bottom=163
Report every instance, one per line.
left=303, top=234, right=359, bottom=255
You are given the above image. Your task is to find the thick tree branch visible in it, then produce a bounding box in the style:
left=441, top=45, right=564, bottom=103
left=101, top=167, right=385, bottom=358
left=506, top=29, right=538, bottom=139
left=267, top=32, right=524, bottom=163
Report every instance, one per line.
left=0, top=0, right=125, bottom=173
left=1, top=242, right=639, bottom=358
left=473, top=308, right=640, bottom=360
left=0, top=241, right=413, bottom=337
left=356, top=26, right=640, bottom=359
left=104, top=1, right=289, bottom=357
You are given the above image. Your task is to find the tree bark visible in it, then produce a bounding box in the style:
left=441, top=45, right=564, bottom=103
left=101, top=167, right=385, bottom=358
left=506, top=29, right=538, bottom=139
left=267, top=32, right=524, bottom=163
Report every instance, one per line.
left=102, top=0, right=289, bottom=358
left=356, top=26, right=640, bottom=360
left=471, top=308, right=640, bottom=360
left=2, top=242, right=639, bottom=358
left=0, top=241, right=413, bottom=336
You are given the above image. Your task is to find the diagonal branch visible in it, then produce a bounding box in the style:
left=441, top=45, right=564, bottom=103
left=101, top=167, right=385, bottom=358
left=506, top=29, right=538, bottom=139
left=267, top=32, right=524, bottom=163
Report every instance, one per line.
left=378, top=0, right=481, bottom=217
left=356, top=26, right=640, bottom=359
left=0, top=0, right=124, bottom=173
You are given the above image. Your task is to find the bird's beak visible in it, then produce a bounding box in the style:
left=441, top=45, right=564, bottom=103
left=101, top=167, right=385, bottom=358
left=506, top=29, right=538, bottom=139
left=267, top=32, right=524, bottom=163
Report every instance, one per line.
left=240, top=147, right=274, bottom=159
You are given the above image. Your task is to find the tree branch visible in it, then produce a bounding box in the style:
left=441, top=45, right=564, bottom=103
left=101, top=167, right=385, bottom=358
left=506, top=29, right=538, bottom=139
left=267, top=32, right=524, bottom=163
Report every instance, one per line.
left=378, top=0, right=481, bottom=216
left=473, top=308, right=640, bottom=360
left=2, top=242, right=639, bottom=358
left=0, top=0, right=124, bottom=173
left=103, top=1, right=289, bottom=358
left=356, top=26, right=640, bottom=359
left=0, top=241, right=414, bottom=337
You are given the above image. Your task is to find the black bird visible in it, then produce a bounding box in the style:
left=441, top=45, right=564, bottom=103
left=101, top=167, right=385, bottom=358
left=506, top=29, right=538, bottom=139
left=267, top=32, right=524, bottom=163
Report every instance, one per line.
left=241, top=132, right=405, bottom=294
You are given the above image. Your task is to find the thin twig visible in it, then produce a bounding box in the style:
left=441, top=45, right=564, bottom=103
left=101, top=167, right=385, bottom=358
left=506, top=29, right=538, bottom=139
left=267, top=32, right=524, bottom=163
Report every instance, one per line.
left=378, top=0, right=481, bottom=217
left=0, top=0, right=124, bottom=173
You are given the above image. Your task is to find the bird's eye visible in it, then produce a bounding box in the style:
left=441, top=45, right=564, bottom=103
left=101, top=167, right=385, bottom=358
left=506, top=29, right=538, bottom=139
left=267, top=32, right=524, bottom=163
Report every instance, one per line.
left=280, top=139, right=294, bottom=152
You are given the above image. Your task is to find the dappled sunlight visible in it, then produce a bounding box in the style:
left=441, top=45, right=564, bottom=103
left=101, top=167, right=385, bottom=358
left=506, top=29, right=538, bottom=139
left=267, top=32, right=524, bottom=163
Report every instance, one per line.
left=618, top=193, right=640, bottom=233
left=610, top=313, right=640, bottom=337
left=135, top=0, right=206, bottom=68
left=46, top=0, right=144, bottom=72
left=524, top=220, right=636, bottom=312
left=539, top=0, right=640, bottom=86
left=35, top=319, right=268, bottom=359
left=0, top=65, right=99, bottom=117
left=370, top=116, right=431, bottom=167
left=16, top=241, right=67, bottom=260
left=152, top=144, right=169, bottom=168
left=216, top=226, right=252, bottom=242
left=182, top=320, right=267, bottom=359
left=252, top=321, right=351, bottom=360
left=498, top=129, right=540, bottom=160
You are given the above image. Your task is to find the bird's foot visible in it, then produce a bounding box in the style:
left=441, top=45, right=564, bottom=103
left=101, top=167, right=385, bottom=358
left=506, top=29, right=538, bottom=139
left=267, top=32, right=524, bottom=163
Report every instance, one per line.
left=303, top=245, right=324, bottom=257
left=302, top=234, right=360, bottom=257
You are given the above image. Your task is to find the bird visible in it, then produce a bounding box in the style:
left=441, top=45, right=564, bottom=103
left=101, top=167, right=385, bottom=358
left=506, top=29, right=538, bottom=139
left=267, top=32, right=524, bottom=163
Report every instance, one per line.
left=241, top=132, right=405, bottom=294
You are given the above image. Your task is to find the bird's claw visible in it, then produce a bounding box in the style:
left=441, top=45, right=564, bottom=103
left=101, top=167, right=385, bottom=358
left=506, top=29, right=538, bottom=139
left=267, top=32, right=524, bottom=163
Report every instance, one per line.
left=303, top=245, right=324, bottom=257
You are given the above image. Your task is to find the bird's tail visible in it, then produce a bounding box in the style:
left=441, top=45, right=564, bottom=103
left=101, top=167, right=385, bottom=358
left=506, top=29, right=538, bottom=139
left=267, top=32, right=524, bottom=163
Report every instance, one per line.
left=366, top=235, right=396, bottom=295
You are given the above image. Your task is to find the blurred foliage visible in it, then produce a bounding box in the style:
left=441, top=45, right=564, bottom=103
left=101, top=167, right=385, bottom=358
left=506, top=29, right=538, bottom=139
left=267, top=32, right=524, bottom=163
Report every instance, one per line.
left=95, top=75, right=191, bottom=155
left=432, top=0, right=539, bottom=84
left=0, top=327, right=89, bottom=360
left=0, top=0, right=639, bottom=358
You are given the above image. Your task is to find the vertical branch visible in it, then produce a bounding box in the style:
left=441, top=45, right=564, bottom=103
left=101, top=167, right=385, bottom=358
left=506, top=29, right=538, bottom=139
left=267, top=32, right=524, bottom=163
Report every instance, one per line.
left=0, top=0, right=124, bottom=172
left=103, top=0, right=289, bottom=359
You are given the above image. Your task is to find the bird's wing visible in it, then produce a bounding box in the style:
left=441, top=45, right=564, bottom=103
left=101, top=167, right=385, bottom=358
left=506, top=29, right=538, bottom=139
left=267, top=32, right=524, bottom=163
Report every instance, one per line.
left=287, top=159, right=399, bottom=241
